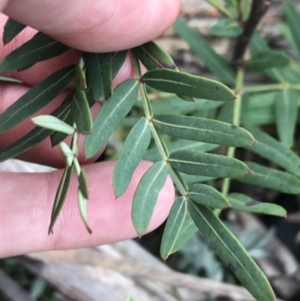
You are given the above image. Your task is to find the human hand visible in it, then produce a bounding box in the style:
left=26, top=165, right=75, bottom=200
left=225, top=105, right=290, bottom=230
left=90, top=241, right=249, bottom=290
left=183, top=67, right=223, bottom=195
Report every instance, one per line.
left=0, top=0, right=180, bottom=258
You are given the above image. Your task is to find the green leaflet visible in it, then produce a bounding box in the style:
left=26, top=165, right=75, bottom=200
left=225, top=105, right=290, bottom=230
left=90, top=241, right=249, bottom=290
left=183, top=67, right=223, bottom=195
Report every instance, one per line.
left=228, top=193, right=287, bottom=217
left=59, top=142, right=74, bottom=167
left=78, top=169, right=89, bottom=200
left=133, top=41, right=177, bottom=70
left=0, top=33, right=69, bottom=72
left=153, top=114, right=255, bottom=147
left=84, top=52, right=112, bottom=100
left=71, top=89, right=93, bottom=135
left=238, top=162, right=300, bottom=194
left=3, top=18, right=26, bottom=45
left=49, top=164, right=73, bottom=234
left=132, top=161, right=168, bottom=235
left=284, top=2, right=300, bottom=56
left=114, top=117, right=152, bottom=197
left=241, top=0, right=251, bottom=20
left=142, top=69, right=235, bottom=101
left=277, top=23, right=298, bottom=52
left=275, top=89, right=298, bottom=147
left=188, top=184, right=230, bottom=209
left=84, top=79, right=139, bottom=158
left=32, top=115, right=75, bottom=135
left=50, top=111, right=73, bottom=146
left=0, top=65, right=76, bottom=133
left=246, top=127, right=300, bottom=177
left=0, top=102, right=70, bottom=162
left=245, top=50, right=290, bottom=72
left=181, top=173, right=215, bottom=184
left=77, top=189, right=92, bottom=233
left=144, top=139, right=218, bottom=162
left=209, top=18, right=243, bottom=37
left=173, top=19, right=236, bottom=86
left=188, top=201, right=275, bottom=301
left=111, top=51, right=128, bottom=78
left=169, top=150, right=250, bottom=178
left=160, top=197, right=188, bottom=260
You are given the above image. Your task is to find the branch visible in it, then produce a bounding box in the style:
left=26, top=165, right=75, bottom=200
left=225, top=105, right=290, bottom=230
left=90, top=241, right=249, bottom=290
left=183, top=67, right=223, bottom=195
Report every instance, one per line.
left=233, top=0, right=272, bottom=63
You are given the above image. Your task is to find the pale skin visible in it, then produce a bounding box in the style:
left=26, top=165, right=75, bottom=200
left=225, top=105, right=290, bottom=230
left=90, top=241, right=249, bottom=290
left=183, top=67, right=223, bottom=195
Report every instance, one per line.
left=0, top=0, right=181, bottom=258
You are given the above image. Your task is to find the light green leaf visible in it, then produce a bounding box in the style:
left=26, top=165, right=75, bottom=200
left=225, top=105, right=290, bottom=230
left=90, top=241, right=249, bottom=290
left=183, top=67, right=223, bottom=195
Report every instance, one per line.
left=176, top=94, right=195, bottom=102
left=238, top=161, right=300, bottom=194
left=275, top=89, right=298, bottom=147
left=188, top=201, right=275, bottom=301
left=0, top=33, right=69, bottom=72
left=133, top=41, right=177, bottom=70
left=144, top=139, right=218, bottom=162
left=173, top=19, right=236, bottom=85
left=84, top=79, right=139, bottom=158
left=112, top=51, right=128, bottom=78
left=84, top=52, right=112, bottom=100
left=160, top=197, right=188, bottom=260
left=245, top=50, right=290, bottom=72
left=143, top=69, right=235, bottom=101
left=153, top=114, right=255, bottom=147
left=49, top=165, right=73, bottom=234
left=0, top=102, right=70, bottom=162
left=59, top=142, right=74, bottom=167
left=71, top=88, right=93, bottom=135
left=277, top=23, right=298, bottom=52
left=246, top=127, right=300, bottom=177
left=284, top=2, right=300, bottom=56
left=50, top=111, right=73, bottom=146
left=209, top=19, right=243, bottom=37
left=0, top=65, right=76, bottom=133
left=188, top=184, right=230, bottom=209
left=77, top=189, right=92, bottom=233
left=169, top=150, right=250, bottom=178
left=132, top=161, right=168, bottom=235
left=32, top=115, right=75, bottom=135
left=241, top=0, right=251, bottom=20
left=205, top=0, right=235, bottom=19
left=228, top=193, right=287, bottom=217
left=3, top=18, right=26, bottom=45
left=114, top=117, right=152, bottom=197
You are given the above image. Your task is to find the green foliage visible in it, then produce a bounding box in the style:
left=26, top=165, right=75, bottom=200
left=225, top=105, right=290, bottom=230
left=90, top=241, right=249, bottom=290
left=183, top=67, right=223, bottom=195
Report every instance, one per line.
left=3, top=3, right=300, bottom=300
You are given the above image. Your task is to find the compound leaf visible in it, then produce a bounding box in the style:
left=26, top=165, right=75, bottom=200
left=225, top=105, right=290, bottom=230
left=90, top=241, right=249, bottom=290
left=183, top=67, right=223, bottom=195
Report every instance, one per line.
left=114, top=117, right=152, bottom=197
left=132, top=161, right=168, bottom=235
left=84, top=79, right=139, bottom=158
left=153, top=114, right=255, bottom=147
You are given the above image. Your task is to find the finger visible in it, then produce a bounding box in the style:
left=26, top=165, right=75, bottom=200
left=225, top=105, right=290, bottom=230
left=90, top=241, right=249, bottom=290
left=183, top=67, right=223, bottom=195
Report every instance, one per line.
left=0, top=161, right=175, bottom=258
left=3, top=0, right=181, bottom=52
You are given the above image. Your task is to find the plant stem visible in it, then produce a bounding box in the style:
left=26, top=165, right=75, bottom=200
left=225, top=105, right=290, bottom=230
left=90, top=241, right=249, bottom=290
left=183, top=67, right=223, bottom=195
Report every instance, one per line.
left=243, top=83, right=300, bottom=93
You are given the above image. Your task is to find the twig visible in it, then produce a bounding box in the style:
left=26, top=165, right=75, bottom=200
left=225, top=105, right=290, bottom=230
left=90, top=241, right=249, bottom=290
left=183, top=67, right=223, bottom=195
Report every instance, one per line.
left=0, top=268, right=35, bottom=301
left=233, top=0, right=272, bottom=64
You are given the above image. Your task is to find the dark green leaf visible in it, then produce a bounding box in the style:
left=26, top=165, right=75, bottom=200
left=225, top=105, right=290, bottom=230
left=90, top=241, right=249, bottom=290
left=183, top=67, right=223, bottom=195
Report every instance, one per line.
left=188, top=201, right=275, bottom=301
left=77, top=189, right=92, bottom=233
left=160, top=198, right=188, bottom=260
left=181, top=173, right=215, bottom=184
left=0, top=102, right=70, bottom=162
left=49, top=164, right=73, bottom=234
left=78, top=168, right=89, bottom=199
left=0, top=65, right=76, bottom=133
left=228, top=193, right=287, bottom=217
left=32, top=115, right=75, bottom=135
left=209, top=18, right=243, bottom=37
left=84, top=52, right=112, bottom=100
left=3, top=18, right=26, bottom=45
left=188, top=184, right=229, bottom=209
left=246, top=127, right=300, bottom=177
left=284, top=2, right=300, bottom=55
left=71, top=88, right=93, bottom=135
left=142, top=69, right=235, bottom=101
left=169, top=150, right=250, bottom=178
left=75, top=58, right=86, bottom=90
left=144, top=139, right=218, bottom=162
left=112, top=51, right=128, bottom=79
left=114, top=117, right=152, bottom=197
left=0, top=33, right=69, bottom=72
left=173, top=19, right=236, bottom=85
left=275, top=89, right=298, bottom=147
left=132, top=161, right=168, bottom=235
left=133, top=41, right=177, bottom=70
left=84, top=79, right=139, bottom=158
left=153, top=114, right=255, bottom=147
left=238, top=162, right=300, bottom=194
left=245, top=50, right=290, bottom=72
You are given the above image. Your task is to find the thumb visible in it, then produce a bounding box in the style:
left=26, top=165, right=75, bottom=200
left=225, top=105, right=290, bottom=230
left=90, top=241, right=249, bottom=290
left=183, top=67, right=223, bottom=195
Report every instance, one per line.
left=2, top=0, right=181, bottom=52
